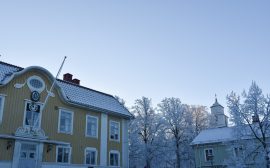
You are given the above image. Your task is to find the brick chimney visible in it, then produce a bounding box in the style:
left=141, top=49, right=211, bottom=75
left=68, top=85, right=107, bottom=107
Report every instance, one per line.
left=63, top=73, right=73, bottom=82
left=72, top=78, right=80, bottom=85
left=63, top=73, right=80, bottom=85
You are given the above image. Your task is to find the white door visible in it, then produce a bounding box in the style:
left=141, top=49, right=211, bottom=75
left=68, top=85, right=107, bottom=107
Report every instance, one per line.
left=19, top=143, right=38, bottom=168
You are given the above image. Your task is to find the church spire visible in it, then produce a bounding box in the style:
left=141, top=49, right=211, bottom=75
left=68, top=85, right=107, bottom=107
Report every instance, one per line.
left=211, top=95, right=223, bottom=108
left=210, top=95, right=228, bottom=127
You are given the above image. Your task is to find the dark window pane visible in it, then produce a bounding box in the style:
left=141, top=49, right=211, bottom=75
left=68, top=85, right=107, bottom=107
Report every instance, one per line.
left=63, top=148, right=69, bottom=162
left=86, top=152, right=90, bottom=164
left=57, top=148, right=63, bottom=162
left=110, top=153, right=114, bottom=165
left=91, top=151, right=95, bottom=164
left=115, top=154, right=118, bottom=165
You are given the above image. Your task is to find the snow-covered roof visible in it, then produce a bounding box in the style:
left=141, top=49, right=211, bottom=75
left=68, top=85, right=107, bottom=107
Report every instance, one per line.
left=191, top=127, right=234, bottom=145
left=210, top=98, right=224, bottom=108
left=0, top=61, right=132, bottom=118
left=191, top=124, right=269, bottom=145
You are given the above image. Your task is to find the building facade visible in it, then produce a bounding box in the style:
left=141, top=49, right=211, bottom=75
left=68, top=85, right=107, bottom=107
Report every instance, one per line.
left=191, top=99, right=229, bottom=168
left=191, top=99, right=267, bottom=168
left=0, top=61, right=132, bottom=168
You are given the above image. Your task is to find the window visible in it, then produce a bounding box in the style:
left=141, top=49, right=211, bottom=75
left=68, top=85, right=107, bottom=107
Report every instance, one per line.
left=204, top=148, right=213, bottom=161
left=24, top=102, right=42, bottom=128
left=110, top=121, right=120, bottom=141
left=20, top=143, right=37, bottom=159
left=0, top=95, right=6, bottom=124
left=58, top=109, right=73, bottom=134
left=86, top=115, right=98, bottom=138
left=109, top=150, right=120, bottom=166
left=85, top=147, right=97, bottom=165
left=27, top=76, right=45, bottom=93
left=56, top=146, right=71, bottom=163
left=234, top=146, right=243, bottom=157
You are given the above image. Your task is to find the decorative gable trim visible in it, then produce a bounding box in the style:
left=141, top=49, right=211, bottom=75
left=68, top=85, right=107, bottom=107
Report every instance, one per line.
left=0, top=63, right=133, bottom=118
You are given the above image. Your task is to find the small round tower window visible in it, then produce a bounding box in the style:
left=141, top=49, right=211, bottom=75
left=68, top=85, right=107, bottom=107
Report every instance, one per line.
left=29, top=78, right=43, bottom=88
left=27, top=76, right=45, bottom=93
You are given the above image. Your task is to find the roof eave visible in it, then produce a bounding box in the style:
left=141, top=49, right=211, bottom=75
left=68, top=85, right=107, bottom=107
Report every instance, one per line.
left=0, top=63, right=133, bottom=118
left=67, top=100, right=133, bottom=119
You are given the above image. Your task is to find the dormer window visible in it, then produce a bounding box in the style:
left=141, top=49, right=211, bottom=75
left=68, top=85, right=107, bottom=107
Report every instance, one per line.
left=27, top=76, right=45, bottom=93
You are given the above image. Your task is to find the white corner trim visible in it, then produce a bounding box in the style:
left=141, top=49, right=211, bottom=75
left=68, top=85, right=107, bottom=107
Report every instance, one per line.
left=122, top=119, right=129, bottom=168
left=0, top=95, right=6, bottom=124
left=100, top=113, right=108, bottom=166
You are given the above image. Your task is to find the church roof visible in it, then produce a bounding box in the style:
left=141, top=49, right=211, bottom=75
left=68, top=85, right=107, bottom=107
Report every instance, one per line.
left=191, top=124, right=269, bottom=145
left=210, top=98, right=224, bottom=108
left=191, top=127, right=234, bottom=145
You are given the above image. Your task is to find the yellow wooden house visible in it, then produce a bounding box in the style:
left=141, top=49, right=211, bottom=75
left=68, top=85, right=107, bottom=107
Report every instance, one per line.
left=0, top=61, right=132, bottom=168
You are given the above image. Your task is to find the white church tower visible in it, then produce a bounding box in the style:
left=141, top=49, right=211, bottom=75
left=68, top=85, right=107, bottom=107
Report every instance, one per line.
left=210, top=97, right=228, bottom=128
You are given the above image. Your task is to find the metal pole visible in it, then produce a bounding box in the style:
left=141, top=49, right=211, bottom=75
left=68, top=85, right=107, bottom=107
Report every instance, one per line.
left=32, top=56, right=67, bottom=128
left=41, top=56, right=67, bottom=112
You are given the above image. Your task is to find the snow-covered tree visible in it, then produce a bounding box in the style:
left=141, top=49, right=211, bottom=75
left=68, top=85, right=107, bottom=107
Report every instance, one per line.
left=189, top=105, right=210, bottom=136
left=114, top=95, right=127, bottom=107
left=227, top=81, right=270, bottom=167
left=129, top=97, right=164, bottom=168
left=129, top=96, right=210, bottom=168
left=158, top=97, right=190, bottom=168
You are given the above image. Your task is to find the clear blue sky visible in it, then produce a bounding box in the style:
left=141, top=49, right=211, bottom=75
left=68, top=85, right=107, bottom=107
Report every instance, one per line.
left=1, top=1, right=270, bottom=110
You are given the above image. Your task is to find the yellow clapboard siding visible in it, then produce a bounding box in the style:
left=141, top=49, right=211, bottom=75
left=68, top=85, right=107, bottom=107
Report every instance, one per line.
left=0, top=69, right=122, bottom=165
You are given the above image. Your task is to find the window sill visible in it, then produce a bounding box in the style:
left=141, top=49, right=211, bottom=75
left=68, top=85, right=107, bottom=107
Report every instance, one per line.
left=58, top=131, right=73, bottom=135
left=85, top=135, right=98, bottom=139
left=109, top=139, right=120, bottom=143
left=85, top=164, right=97, bottom=167
left=56, top=162, right=71, bottom=165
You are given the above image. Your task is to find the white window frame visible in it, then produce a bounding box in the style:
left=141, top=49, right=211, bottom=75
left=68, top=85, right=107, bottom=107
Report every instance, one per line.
left=0, top=94, right=6, bottom=124
left=109, top=150, right=120, bottom=167
left=109, top=120, right=120, bottom=142
left=84, top=147, right=98, bottom=166
left=85, top=115, right=98, bottom=138
left=204, top=148, right=213, bottom=162
left=58, top=108, right=74, bottom=135
left=23, top=100, right=43, bottom=128
left=56, top=145, right=72, bottom=164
